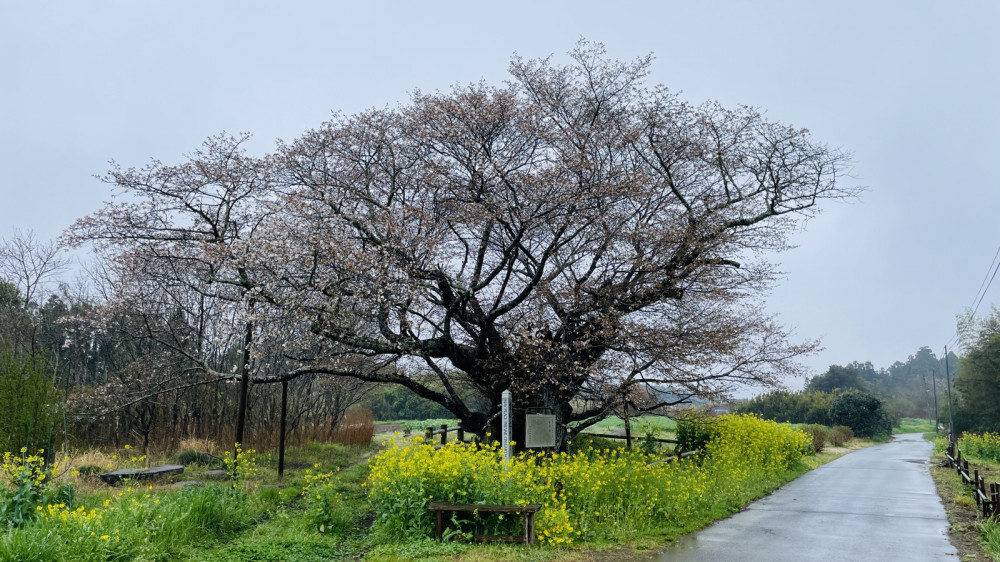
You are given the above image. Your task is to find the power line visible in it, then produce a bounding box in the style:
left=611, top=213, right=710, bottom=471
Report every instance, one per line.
left=971, top=252, right=1000, bottom=320
left=943, top=243, right=1000, bottom=351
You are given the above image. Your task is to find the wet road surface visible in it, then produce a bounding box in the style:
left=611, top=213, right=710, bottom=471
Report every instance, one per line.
left=656, top=433, right=957, bottom=561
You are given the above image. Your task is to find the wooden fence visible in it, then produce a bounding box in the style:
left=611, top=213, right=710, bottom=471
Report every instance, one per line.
left=945, top=441, right=999, bottom=518
left=420, top=424, right=689, bottom=463
left=421, top=424, right=680, bottom=447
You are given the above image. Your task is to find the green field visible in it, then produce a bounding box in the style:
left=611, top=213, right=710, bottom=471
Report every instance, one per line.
left=893, top=417, right=937, bottom=435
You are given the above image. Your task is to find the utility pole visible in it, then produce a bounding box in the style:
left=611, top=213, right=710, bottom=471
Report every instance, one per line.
left=944, top=345, right=955, bottom=443
left=931, top=367, right=939, bottom=434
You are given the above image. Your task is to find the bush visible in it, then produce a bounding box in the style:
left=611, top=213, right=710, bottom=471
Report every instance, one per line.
left=830, top=392, right=892, bottom=438
left=830, top=425, right=853, bottom=447
left=567, top=434, right=621, bottom=456
left=805, top=426, right=827, bottom=453
left=674, top=411, right=717, bottom=453
left=177, top=450, right=218, bottom=466
left=76, top=464, right=103, bottom=476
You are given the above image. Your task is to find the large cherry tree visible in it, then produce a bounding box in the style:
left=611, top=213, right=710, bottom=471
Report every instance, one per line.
left=73, top=42, right=856, bottom=450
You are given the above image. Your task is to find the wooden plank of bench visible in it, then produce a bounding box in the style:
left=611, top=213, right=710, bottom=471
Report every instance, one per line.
left=427, top=502, right=541, bottom=513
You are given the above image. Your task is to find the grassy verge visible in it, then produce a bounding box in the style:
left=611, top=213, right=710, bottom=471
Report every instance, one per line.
left=0, top=422, right=878, bottom=561
left=927, top=433, right=1000, bottom=561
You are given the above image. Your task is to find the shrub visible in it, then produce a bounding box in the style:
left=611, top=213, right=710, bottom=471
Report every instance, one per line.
left=177, top=450, right=217, bottom=466
left=830, top=425, right=853, bottom=447
left=805, top=426, right=827, bottom=453
left=567, top=434, right=621, bottom=456
left=76, top=464, right=103, bottom=476
left=674, top=411, right=717, bottom=453
left=830, top=392, right=892, bottom=438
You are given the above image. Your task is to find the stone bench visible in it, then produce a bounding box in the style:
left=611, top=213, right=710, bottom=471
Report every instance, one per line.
left=427, top=501, right=542, bottom=545
left=99, top=465, right=184, bottom=485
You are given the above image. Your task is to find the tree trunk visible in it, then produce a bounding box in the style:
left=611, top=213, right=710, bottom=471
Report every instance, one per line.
left=278, top=379, right=288, bottom=479
left=234, top=304, right=254, bottom=448
left=485, top=383, right=574, bottom=452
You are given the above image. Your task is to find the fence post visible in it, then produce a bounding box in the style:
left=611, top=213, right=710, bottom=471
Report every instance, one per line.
left=441, top=424, right=448, bottom=445
left=457, top=424, right=464, bottom=443
left=425, top=427, right=433, bottom=441
left=976, top=471, right=982, bottom=507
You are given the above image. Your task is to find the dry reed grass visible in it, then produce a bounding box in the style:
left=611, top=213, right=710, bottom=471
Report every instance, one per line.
left=177, top=437, right=220, bottom=455
left=332, top=409, right=375, bottom=446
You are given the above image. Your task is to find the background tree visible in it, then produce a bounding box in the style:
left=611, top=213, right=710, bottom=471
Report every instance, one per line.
left=829, top=391, right=893, bottom=438
left=953, top=334, right=1000, bottom=433
left=65, top=134, right=369, bottom=449
left=0, top=228, right=69, bottom=311
left=805, top=365, right=870, bottom=394
left=738, top=390, right=835, bottom=426
left=952, top=306, right=1000, bottom=433
left=0, top=345, right=62, bottom=453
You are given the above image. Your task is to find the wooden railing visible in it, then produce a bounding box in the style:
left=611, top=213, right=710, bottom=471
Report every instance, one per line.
left=945, top=442, right=999, bottom=518
left=419, top=424, right=689, bottom=465
left=577, top=432, right=680, bottom=446
left=420, top=424, right=681, bottom=448
left=424, top=424, right=466, bottom=445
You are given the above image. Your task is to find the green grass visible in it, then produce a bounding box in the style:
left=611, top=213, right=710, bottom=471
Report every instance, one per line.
left=978, top=518, right=1000, bottom=560
left=375, top=419, right=460, bottom=433
left=581, top=415, right=676, bottom=433
left=892, top=417, right=936, bottom=434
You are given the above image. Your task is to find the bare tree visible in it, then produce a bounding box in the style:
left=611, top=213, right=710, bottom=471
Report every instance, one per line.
left=0, top=228, right=69, bottom=309
left=65, top=134, right=376, bottom=447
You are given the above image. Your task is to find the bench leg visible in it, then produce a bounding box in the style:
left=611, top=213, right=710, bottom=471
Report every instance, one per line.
left=525, top=512, right=535, bottom=545
left=435, top=510, right=443, bottom=541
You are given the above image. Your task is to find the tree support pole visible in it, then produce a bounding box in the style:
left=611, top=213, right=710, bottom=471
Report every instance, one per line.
left=278, top=378, right=288, bottom=480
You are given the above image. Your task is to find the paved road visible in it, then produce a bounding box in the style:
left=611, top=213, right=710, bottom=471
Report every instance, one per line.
left=656, top=433, right=957, bottom=561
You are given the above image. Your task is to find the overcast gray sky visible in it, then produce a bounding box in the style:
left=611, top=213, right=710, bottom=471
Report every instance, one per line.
left=2, top=1, right=998, bottom=386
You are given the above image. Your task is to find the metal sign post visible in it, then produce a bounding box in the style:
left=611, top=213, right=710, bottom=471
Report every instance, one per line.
left=502, top=390, right=512, bottom=464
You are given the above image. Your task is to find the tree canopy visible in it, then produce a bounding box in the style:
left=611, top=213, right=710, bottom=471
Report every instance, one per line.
left=67, top=42, right=857, bottom=449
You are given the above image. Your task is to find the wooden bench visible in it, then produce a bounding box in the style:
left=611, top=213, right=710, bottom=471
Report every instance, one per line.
left=427, top=501, right=542, bottom=545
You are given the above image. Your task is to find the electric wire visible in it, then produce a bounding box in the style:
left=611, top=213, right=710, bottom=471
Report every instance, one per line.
left=969, top=245, right=1000, bottom=318
left=945, top=243, right=1000, bottom=351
